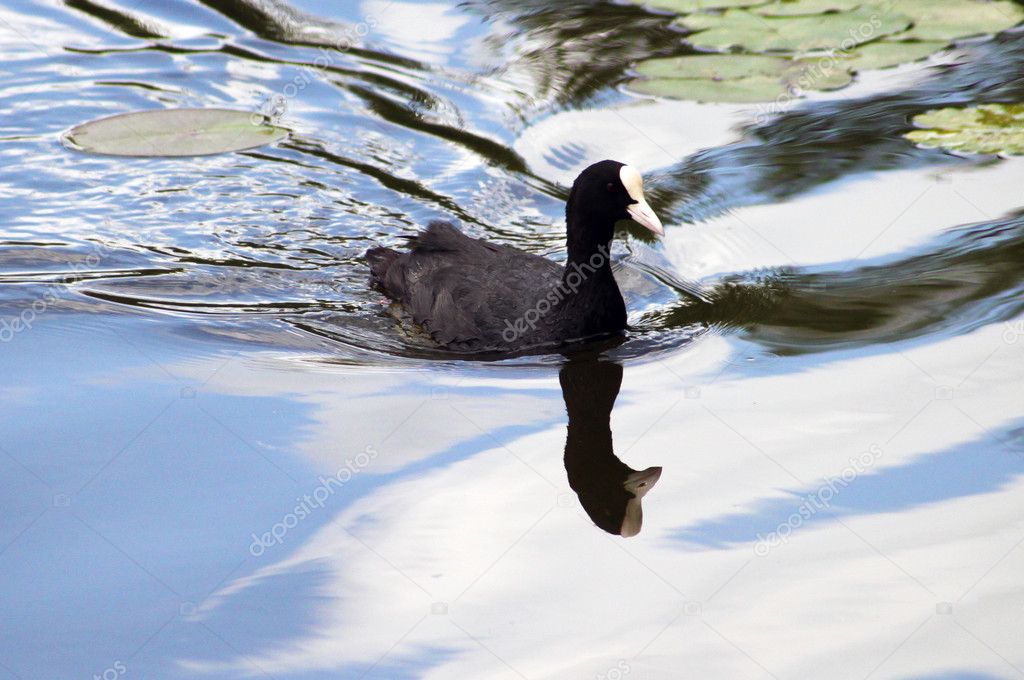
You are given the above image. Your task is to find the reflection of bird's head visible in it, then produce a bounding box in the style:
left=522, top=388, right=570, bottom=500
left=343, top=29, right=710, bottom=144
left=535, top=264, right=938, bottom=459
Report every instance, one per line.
left=620, top=466, right=662, bottom=537
left=560, top=358, right=663, bottom=537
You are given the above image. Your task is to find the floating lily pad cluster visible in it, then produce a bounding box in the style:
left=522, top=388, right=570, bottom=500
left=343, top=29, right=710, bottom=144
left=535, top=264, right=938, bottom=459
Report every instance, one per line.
left=629, top=0, right=1024, bottom=103
left=906, top=104, right=1024, bottom=155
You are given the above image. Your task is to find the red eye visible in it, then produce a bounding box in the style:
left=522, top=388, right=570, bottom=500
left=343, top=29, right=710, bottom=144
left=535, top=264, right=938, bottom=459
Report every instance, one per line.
left=606, top=182, right=615, bottom=192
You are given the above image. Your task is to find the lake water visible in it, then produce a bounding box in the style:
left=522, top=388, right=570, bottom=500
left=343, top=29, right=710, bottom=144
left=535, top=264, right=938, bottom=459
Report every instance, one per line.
left=1, top=1, right=1023, bottom=678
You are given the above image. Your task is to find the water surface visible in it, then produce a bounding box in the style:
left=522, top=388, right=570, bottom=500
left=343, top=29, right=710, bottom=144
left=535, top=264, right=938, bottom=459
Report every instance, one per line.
left=1, top=1, right=1023, bottom=678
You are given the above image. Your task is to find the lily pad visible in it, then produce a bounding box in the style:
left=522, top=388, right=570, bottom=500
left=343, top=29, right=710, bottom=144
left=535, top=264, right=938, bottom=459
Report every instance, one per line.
left=64, top=108, right=288, bottom=157
left=635, top=53, right=794, bottom=80
left=629, top=53, right=852, bottom=102
left=842, top=39, right=946, bottom=70
left=678, top=8, right=912, bottom=53
left=905, top=104, right=1024, bottom=155
left=627, top=0, right=1022, bottom=102
left=753, top=0, right=862, bottom=16
left=753, top=0, right=1024, bottom=38
left=882, top=0, right=1024, bottom=41
left=751, top=0, right=1024, bottom=39
left=628, top=74, right=793, bottom=102
left=643, top=0, right=768, bottom=11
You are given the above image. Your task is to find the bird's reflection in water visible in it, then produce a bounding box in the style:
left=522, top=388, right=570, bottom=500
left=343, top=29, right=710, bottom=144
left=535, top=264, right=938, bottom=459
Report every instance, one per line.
left=560, top=358, right=662, bottom=537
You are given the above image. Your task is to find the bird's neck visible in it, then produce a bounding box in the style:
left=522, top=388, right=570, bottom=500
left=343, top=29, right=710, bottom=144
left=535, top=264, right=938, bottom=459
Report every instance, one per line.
left=564, top=214, right=614, bottom=274
left=558, top=213, right=627, bottom=335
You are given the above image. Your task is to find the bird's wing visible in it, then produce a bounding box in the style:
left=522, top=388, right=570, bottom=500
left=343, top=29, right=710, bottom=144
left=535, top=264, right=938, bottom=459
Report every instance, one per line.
left=396, top=224, right=564, bottom=350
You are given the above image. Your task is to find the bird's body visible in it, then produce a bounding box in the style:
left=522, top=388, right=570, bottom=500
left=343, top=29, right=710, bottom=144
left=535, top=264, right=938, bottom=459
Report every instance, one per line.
left=367, top=161, right=663, bottom=354
left=368, top=221, right=625, bottom=352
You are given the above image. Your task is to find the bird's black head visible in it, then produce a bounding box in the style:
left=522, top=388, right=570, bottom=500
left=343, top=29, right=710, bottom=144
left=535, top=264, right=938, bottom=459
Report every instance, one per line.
left=565, top=160, right=663, bottom=261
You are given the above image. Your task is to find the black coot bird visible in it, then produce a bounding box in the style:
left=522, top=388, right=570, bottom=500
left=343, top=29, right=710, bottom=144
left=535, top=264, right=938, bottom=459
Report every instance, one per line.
left=367, top=160, right=664, bottom=353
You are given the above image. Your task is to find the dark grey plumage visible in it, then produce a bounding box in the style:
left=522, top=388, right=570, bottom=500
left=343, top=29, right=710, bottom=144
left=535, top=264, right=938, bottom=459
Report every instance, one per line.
left=366, top=160, right=663, bottom=353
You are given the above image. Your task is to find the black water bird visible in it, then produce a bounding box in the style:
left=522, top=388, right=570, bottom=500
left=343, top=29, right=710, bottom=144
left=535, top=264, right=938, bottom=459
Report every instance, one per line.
left=367, top=160, right=663, bottom=353
left=560, top=358, right=662, bottom=537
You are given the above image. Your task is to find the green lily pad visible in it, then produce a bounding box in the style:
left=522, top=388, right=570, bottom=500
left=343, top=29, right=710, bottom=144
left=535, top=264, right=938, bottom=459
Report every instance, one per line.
left=628, top=74, right=793, bottom=102
left=679, top=8, right=912, bottom=52
left=883, top=0, right=1024, bottom=41
left=905, top=104, right=1024, bottom=155
left=643, top=0, right=768, bottom=11
left=635, top=53, right=793, bottom=79
left=627, top=0, right=1022, bottom=102
left=629, top=54, right=852, bottom=102
left=64, top=108, right=288, bottom=157
left=753, top=0, right=1024, bottom=37
left=842, top=39, right=946, bottom=70
left=753, top=0, right=1024, bottom=39
left=752, top=0, right=861, bottom=16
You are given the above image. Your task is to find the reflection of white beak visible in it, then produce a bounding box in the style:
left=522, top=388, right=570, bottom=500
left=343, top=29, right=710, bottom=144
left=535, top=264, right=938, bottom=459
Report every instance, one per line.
left=620, top=165, right=664, bottom=237
left=620, top=466, right=663, bottom=538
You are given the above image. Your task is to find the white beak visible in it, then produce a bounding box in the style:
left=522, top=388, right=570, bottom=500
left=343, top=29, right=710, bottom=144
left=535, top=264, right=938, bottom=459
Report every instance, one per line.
left=621, top=165, right=664, bottom=237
